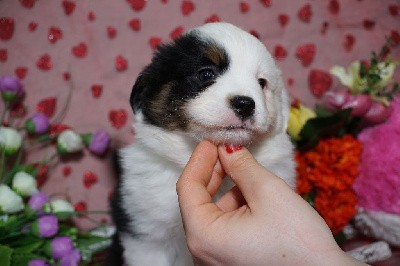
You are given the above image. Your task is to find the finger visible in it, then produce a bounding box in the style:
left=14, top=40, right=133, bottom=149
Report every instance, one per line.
left=206, top=160, right=226, bottom=197
left=217, top=145, right=280, bottom=209
left=177, top=141, right=224, bottom=225
left=215, top=185, right=246, bottom=212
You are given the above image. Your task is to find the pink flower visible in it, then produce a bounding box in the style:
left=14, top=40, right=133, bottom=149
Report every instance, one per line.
left=342, top=94, right=372, bottom=116
left=25, top=113, right=50, bottom=134
left=32, top=214, right=59, bottom=238
left=50, top=236, right=74, bottom=259
left=28, top=259, right=49, bottom=266
left=28, top=192, right=49, bottom=211
left=0, top=76, right=24, bottom=102
left=83, top=130, right=111, bottom=155
left=60, top=248, right=81, bottom=266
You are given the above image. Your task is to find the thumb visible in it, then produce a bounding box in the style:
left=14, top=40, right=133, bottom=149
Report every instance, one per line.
left=217, top=145, right=282, bottom=210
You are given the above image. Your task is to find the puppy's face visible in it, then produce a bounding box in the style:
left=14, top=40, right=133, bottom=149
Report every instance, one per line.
left=131, top=23, right=289, bottom=146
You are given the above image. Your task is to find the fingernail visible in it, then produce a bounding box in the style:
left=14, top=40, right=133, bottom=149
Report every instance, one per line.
left=225, top=144, right=242, bottom=154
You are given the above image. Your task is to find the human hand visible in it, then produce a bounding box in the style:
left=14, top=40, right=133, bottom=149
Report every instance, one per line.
left=177, top=140, right=365, bottom=265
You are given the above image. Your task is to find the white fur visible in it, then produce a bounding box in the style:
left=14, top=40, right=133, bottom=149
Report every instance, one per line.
left=118, top=23, right=295, bottom=265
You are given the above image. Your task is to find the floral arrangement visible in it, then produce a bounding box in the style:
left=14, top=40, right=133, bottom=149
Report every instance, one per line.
left=288, top=38, right=399, bottom=245
left=0, top=76, right=111, bottom=266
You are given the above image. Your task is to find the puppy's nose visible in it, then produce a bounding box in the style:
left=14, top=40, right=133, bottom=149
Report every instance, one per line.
left=230, top=95, right=255, bottom=120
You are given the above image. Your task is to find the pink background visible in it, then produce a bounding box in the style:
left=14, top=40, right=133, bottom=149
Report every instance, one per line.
left=1, top=0, right=399, bottom=230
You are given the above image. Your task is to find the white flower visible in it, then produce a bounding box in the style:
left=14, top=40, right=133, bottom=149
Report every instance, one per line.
left=375, top=61, right=396, bottom=90
left=330, top=61, right=365, bottom=92
left=57, top=130, right=83, bottom=154
left=0, top=127, right=23, bottom=155
left=0, top=185, right=24, bottom=213
left=12, top=171, right=38, bottom=197
left=45, top=199, right=74, bottom=220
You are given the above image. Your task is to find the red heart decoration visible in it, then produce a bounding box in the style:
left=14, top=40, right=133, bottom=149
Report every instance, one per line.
left=363, top=19, right=375, bottom=30
left=0, top=49, right=7, bottom=62
left=328, top=0, right=340, bottom=15
left=62, top=0, right=76, bottom=15
left=109, top=109, right=128, bottom=129
left=181, top=1, right=195, bottom=16
left=308, top=69, right=332, bottom=98
left=107, top=26, right=117, bottom=39
left=274, top=45, right=287, bottom=60
left=278, top=14, right=289, bottom=27
left=115, top=55, right=128, bottom=72
left=15, top=67, right=28, bottom=79
left=149, top=36, right=162, bottom=50
left=91, top=84, right=103, bottom=98
left=88, top=11, right=96, bottom=21
left=205, top=14, right=220, bottom=23
left=389, top=5, right=399, bottom=16
left=83, top=171, right=98, bottom=189
left=295, top=43, right=316, bottom=67
left=49, top=124, right=70, bottom=138
left=37, top=97, right=57, bottom=117
left=19, top=0, right=36, bottom=8
left=48, top=26, right=63, bottom=44
left=260, top=0, right=272, bottom=7
left=0, top=17, right=15, bottom=40
left=127, top=0, right=146, bottom=11
left=343, top=34, right=355, bottom=52
left=240, top=2, right=250, bottom=13
left=36, top=165, right=49, bottom=187
left=36, top=54, right=53, bottom=71
left=298, top=4, right=312, bottom=23
left=129, top=18, right=141, bottom=31
left=63, top=166, right=72, bottom=177
left=72, top=42, right=88, bottom=58
left=74, top=201, right=87, bottom=212
left=28, top=21, right=38, bottom=31
left=170, top=26, right=184, bottom=40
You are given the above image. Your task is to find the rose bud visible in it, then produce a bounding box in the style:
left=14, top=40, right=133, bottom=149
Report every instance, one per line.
left=324, top=90, right=349, bottom=109
left=45, top=236, right=74, bottom=259
left=0, top=184, right=24, bottom=213
left=28, top=192, right=50, bottom=211
left=60, top=248, right=81, bottom=266
left=342, top=94, right=372, bottom=117
left=0, top=76, right=24, bottom=102
left=0, top=126, right=23, bottom=156
left=12, top=171, right=38, bottom=197
left=363, top=101, right=393, bottom=124
left=25, top=113, right=50, bottom=134
left=82, top=130, right=111, bottom=156
left=32, top=214, right=59, bottom=238
left=28, top=259, right=49, bottom=266
left=45, top=199, right=74, bottom=220
left=56, top=130, right=84, bottom=155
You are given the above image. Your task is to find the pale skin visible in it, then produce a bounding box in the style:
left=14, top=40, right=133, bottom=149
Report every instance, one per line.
left=176, top=140, right=367, bottom=266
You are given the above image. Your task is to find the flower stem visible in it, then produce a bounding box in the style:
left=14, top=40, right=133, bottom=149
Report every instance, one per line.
left=0, top=148, right=6, bottom=184
left=0, top=101, right=10, bottom=125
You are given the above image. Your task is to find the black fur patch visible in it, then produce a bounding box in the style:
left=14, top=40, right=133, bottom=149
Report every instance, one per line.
left=130, top=32, right=230, bottom=130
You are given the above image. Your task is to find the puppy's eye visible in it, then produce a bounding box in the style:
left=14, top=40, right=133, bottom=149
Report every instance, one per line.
left=197, top=68, right=216, bottom=82
left=258, top=78, right=267, bottom=89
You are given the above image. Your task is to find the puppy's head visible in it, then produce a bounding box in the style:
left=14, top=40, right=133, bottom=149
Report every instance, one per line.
left=131, top=22, right=290, bottom=146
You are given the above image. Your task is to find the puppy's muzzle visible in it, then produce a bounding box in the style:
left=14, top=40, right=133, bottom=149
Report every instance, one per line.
left=230, top=95, right=255, bottom=120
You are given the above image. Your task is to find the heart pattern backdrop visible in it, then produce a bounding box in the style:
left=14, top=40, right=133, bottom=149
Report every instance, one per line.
left=0, top=0, right=399, bottom=229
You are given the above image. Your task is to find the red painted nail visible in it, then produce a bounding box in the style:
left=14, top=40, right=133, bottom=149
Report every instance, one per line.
left=225, top=144, right=242, bottom=154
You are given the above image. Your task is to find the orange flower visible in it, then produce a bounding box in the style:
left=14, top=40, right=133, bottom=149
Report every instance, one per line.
left=296, top=135, right=361, bottom=234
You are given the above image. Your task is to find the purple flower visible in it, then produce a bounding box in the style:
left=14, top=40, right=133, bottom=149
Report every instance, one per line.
left=0, top=76, right=24, bottom=102
left=51, top=236, right=74, bottom=259
left=25, top=113, right=50, bottom=134
left=60, top=248, right=81, bottom=266
left=87, top=130, right=110, bottom=155
left=33, top=214, right=59, bottom=238
left=28, top=192, right=49, bottom=211
left=28, top=259, right=49, bottom=266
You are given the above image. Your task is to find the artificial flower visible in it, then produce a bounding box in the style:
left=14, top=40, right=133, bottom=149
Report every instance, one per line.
left=45, top=236, right=74, bottom=259
left=82, top=130, right=111, bottom=155
left=363, top=101, right=393, bottom=124
left=56, top=130, right=84, bottom=154
left=12, top=171, right=38, bottom=197
left=28, top=192, right=50, bottom=211
left=325, top=90, right=350, bottom=109
left=0, top=126, right=23, bottom=155
left=287, top=102, right=316, bottom=140
left=28, top=259, right=49, bottom=266
left=330, top=61, right=364, bottom=92
left=25, top=112, right=50, bottom=134
left=0, top=184, right=24, bottom=213
left=45, top=199, right=74, bottom=220
left=0, top=75, right=24, bottom=102
left=60, top=248, right=81, bottom=266
left=342, top=94, right=372, bottom=117
left=32, top=214, right=59, bottom=238
left=374, top=61, right=396, bottom=90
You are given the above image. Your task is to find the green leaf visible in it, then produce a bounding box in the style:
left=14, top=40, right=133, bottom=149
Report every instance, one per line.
left=76, top=234, right=111, bottom=262
left=11, top=252, right=43, bottom=266
left=13, top=238, right=44, bottom=253
left=315, top=105, right=333, bottom=118
left=0, top=244, right=13, bottom=266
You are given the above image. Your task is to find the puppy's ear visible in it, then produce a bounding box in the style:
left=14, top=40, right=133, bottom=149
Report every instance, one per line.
left=130, top=75, right=145, bottom=113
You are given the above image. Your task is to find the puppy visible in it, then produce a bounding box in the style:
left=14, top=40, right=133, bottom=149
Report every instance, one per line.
left=109, top=22, right=296, bottom=266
